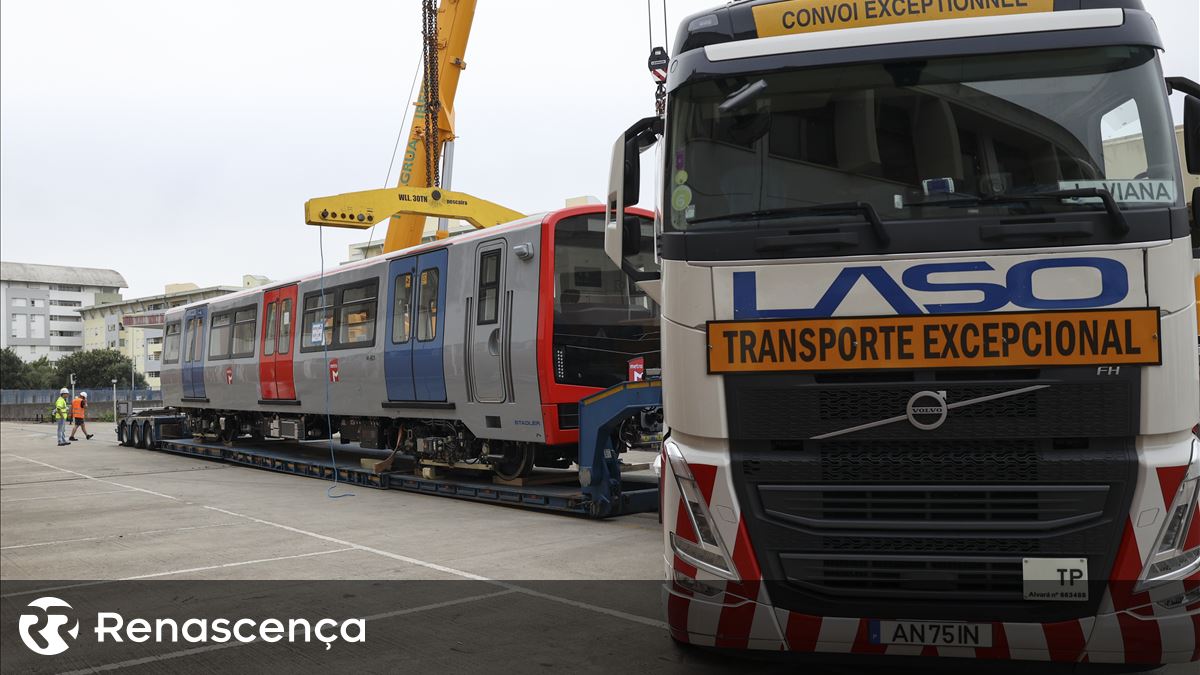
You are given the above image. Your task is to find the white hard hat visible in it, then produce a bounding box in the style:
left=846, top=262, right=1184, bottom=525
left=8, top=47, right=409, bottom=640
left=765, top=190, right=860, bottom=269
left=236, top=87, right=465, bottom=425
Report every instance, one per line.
left=80, top=392, right=88, bottom=398
left=60, top=387, right=69, bottom=394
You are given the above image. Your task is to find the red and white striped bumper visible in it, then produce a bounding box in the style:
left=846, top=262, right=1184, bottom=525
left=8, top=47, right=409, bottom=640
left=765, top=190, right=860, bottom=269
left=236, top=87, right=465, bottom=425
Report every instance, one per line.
left=662, top=433, right=1200, bottom=665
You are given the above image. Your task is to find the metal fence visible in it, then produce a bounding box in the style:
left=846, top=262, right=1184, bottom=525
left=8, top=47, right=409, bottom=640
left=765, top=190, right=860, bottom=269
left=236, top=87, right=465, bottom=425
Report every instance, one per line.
left=0, top=388, right=161, bottom=405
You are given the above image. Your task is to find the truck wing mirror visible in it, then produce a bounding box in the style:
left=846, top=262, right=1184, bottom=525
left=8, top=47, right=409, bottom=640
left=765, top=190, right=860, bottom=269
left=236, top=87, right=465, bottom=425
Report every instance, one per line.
left=1166, top=77, right=1200, bottom=174
left=1192, top=186, right=1199, bottom=236
left=606, top=116, right=663, bottom=270
left=1184, top=95, right=1200, bottom=175
left=622, top=215, right=642, bottom=257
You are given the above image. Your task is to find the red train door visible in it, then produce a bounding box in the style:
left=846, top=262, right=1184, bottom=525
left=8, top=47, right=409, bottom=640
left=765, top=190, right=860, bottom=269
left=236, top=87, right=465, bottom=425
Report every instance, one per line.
left=259, top=285, right=297, bottom=400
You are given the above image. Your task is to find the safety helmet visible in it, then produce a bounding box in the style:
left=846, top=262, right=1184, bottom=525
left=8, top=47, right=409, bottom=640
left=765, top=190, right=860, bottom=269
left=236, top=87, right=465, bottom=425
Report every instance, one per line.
left=59, top=387, right=69, bottom=394
left=80, top=392, right=88, bottom=398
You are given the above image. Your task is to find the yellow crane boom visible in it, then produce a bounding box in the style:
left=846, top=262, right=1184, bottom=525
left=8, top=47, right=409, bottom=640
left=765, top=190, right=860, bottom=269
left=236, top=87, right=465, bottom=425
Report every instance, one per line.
left=306, top=186, right=524, bottom=235
left=385, top=0, right=477, bottom=251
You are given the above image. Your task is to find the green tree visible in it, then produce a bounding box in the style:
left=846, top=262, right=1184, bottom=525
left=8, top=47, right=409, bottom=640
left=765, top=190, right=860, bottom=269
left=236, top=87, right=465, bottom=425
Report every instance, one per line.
left=54, top=349, right=148, bottom=389
left=0, top=347, right=30, bottom=389
left=25, top=357, right=62, bottom=390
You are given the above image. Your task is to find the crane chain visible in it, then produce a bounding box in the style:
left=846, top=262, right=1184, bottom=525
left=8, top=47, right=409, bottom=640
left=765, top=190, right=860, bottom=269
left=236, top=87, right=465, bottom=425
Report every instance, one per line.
left=422, top=0, right=441, bottom=188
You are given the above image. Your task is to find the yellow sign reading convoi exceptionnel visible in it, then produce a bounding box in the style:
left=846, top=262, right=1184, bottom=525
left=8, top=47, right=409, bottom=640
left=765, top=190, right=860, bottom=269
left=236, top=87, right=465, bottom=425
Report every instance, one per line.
left=752, top=0, right=1055, bottom=38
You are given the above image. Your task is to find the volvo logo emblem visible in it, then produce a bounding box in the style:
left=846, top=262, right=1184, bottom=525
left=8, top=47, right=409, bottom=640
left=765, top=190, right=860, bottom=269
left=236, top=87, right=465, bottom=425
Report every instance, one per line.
left=906, top=390, right=948, bottom=430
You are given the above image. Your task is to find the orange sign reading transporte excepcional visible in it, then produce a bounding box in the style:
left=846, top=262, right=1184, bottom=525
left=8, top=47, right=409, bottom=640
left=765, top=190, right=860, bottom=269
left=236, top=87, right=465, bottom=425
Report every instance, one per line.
left=707, top=308, right=1161, bottom=374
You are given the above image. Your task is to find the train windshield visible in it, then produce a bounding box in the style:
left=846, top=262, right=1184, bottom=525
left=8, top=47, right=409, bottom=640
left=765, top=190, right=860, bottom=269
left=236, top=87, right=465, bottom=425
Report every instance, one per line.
left=552, top=213, right=660, bottom=388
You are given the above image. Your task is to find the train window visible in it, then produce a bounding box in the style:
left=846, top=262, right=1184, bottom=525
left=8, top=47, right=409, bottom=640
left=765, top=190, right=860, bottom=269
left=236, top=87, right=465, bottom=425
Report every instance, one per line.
left=279, top=299, right=292, bottom=355
left=552, top=213, right=660, bottom=387
left=264, top=302, right=277, bottom=356
left=185, top=319, right=197, bottom=363
left=392, top=274, right=412, bottom=343
left=417, top=269, right=439, bottom=341
left=163, top=322, right=181, bottom=364
left=302, top=291, right=334, bottom=349
left=338, top=283, right=377, bottom=346
left=209, top=313, right=232, bottom=359
left=476, top=250, right=501, bottom=325
left=191, top=317, right=205, bottom=363
left=231, top=307, right=256, bottom=358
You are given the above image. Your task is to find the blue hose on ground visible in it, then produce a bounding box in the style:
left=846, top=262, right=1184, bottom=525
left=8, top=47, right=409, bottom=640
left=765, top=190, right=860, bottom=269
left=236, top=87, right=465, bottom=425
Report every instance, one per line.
left=318, top=225, right=354, bottom=500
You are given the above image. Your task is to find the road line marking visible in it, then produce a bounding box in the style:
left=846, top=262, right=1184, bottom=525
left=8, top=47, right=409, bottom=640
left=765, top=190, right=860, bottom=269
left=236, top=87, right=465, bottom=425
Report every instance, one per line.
left=1, top=523, right=239, bottom=550
left=200, top=507, right=666, bottom=627
left=0, top=489, right=137, bottom=503
left=201, top=506, right=492, bottom=580
left=1, top=549, right=356, bottom=598
left=54, top=590, right=516, bottom=675
left=6, top=454, right=180, bottom=501
left=500, top=585, right=667, bottom=629
left=121, top=547, right=356, bottom=580
left=3, top=455, right=666, bottom=630
left=358, top=589, right=514, bottom=621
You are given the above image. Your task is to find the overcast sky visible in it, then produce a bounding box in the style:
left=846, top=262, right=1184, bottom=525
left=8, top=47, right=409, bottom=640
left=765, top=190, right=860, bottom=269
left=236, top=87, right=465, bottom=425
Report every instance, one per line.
left=2, top=0, right=1197, bottom=298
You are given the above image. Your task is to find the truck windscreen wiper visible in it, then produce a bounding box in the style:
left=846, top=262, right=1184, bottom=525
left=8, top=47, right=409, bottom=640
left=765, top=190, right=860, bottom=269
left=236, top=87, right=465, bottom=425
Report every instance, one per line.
left=688, top=202, right=891, bottom=246
left=937, top=188, right=1130, bottom=236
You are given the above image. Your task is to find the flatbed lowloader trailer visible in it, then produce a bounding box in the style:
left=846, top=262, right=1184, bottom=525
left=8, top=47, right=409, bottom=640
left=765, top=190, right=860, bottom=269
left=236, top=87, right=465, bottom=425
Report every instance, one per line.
left=115, top=379, right=663, bottom=518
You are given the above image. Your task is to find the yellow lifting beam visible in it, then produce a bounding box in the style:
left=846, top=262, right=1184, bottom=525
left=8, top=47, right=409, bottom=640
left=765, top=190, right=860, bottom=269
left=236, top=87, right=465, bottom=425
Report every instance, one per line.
left=305, top=186, right=525, bottom=237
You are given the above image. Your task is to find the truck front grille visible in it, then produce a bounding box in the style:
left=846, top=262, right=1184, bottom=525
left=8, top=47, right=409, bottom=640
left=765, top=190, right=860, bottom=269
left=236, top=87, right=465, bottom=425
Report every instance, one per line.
left=758, top=484, right=1110, bottom=530
left=781, top=555, right=1023, bottom=599
left=730, top=437, right=1137, bottom=623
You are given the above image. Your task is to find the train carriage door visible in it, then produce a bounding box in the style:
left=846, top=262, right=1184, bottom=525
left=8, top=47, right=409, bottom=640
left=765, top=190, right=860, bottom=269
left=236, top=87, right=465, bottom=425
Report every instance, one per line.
left=469, top=242, right=507, bottom=403
left=259, top=285, right=298, bottom=401
left=412, top=249, right=449, bottom=401
left=183, top=306, right=208, bottom=399
left=274, top=286, right=297, bottom=399
left=385, top=257, right=418, bottom=401
left=259, top=290, right=279, bottom=399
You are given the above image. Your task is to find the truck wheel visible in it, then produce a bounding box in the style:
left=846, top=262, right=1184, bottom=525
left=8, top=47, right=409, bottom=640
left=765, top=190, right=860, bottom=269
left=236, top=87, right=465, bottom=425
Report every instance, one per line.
left=141, top=421, right=154, bottom=449
left=129, top=421, right=143, bottom=449
left=117, top=420, right=128, bottom=446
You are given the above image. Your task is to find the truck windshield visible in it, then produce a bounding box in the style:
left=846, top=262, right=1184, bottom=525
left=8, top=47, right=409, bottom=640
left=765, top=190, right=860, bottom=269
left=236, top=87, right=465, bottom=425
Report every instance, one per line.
left=666, top=46, right=1181, bottom=231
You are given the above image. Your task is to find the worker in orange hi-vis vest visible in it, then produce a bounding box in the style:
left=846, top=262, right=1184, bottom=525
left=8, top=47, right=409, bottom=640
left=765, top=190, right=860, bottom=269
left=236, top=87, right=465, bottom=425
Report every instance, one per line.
left=68, top=392, right=94, bottom=441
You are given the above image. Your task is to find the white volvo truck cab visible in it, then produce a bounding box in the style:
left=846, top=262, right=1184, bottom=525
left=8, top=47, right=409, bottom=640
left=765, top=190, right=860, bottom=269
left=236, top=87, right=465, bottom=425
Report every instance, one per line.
left=607, top=0, right=1200, bottom=665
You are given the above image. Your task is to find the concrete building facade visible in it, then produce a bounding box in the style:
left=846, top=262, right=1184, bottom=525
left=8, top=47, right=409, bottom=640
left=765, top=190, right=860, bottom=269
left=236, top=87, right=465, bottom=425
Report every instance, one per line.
left=79, top=284, right=243, bottom=389
left=1, top=261, right=126, bottom=362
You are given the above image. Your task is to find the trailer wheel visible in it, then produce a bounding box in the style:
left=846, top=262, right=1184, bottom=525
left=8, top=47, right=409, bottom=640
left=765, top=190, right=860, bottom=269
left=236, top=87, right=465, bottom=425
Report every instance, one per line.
left=493, top=443, right=534, bottom=481
left=129, top=421, right=143, bottom=449
left=141, top=421, right=155, bottom=449
left=117, top=420, right=128, bottom=446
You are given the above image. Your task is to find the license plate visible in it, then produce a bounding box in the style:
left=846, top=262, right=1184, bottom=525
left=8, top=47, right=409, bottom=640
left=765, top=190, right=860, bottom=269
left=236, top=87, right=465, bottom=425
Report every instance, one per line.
left=870, top=620, right=993, bottom=648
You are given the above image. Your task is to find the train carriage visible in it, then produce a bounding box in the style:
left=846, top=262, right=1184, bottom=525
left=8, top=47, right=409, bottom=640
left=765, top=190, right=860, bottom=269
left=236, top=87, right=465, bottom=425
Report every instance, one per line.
left=160, top=205, right=658, bottom=478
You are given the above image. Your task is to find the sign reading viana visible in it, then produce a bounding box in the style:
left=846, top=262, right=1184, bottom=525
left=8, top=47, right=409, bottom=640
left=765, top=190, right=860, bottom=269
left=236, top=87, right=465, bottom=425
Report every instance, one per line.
left=752, top=0, right=1054, bottom=38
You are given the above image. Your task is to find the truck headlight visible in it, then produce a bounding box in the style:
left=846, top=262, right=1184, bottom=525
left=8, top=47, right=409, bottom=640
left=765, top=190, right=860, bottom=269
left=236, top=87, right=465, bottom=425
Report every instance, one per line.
left=1137, top=438, right=1200, bottom=591
left=664, top=439, right=739, bottom=580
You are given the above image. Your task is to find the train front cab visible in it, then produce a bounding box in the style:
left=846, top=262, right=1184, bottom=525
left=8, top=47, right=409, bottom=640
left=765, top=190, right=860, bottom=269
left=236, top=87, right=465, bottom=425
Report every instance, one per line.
left=536, top=206, right=660, bottom=448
